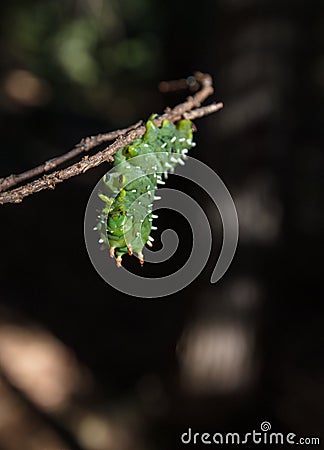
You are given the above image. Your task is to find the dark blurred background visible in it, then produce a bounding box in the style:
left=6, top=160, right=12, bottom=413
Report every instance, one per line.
left=0, top=0, right=323, bottom=449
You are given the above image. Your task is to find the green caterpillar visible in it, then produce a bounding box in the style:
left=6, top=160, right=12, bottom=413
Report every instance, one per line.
left=96, top=116, right=195, bottom=267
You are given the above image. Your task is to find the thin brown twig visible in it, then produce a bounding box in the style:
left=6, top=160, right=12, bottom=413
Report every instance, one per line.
left=0, top=72, right=213, bottom=195
left=162, top=71, right=214, bottom=120
left=184, top=102, right=224, bottom=120
left=0, top=126, right=146, bottom=204
left=0, top=121, right=143, bottom=193
left=0, top=72, right=223, bottom=205
left=158, top=75, right=199, bottom=93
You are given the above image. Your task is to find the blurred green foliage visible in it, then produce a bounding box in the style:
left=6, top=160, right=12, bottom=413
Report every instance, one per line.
left=1, top=0, right=164, bottom=120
